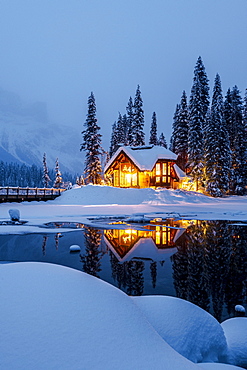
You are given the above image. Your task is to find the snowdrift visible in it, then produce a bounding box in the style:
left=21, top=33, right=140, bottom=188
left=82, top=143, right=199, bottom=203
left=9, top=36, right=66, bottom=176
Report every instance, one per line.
left=132, top=296, right=228, bottom=363
left=54, top=184, right=213, bottom=205
left=221, top=318, right=247, bottom=368
left=0, top=262, right=198, bottom=370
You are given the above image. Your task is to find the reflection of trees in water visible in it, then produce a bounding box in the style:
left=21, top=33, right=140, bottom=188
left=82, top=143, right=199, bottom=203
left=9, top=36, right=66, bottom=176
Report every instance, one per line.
left=80, top=227, right=103, bottom=278
left=186, top=223, right=209, bottom=312
left=225, top=225, right=247, bottom=317
left=110, top=252, right=145, bottom=296
left=172, top=221, right=247, bottom=321
left=150, top=261, right=157, bottom=289
left=42, top=236, right=48, bottom=256
left=204, top=221, right=232, bottom=321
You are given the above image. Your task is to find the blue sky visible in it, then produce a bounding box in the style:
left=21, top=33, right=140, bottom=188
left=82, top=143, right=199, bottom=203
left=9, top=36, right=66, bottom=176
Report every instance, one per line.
left=0, top=0, right=247, bottom=149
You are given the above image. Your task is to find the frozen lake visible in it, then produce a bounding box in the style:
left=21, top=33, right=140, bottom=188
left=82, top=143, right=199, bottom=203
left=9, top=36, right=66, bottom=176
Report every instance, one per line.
left=0, top=219, right=246, bottom=322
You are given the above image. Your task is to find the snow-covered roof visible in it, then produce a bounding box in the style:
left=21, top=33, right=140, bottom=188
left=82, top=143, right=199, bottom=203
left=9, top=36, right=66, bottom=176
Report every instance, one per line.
left=105, top=145, right=177, bottom=172
left=173, top=164, right=187, bottom=179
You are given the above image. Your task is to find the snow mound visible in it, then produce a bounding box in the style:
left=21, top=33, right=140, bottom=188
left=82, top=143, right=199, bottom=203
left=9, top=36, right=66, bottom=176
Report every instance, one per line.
left=199, top=363, right=245, bottom=370
left=54, top=184, right=212, bottom=206
left=132, top=295, right=228, bottom=363
left=0, top=262, right=199, bottom=370
left=221, top=318, right=247, bottom=368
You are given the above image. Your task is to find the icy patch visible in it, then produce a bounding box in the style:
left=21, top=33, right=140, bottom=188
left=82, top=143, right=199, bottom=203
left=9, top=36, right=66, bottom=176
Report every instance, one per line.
left=221, top=318, right=247, bottom=368
left=132, top=295, right=228, bottom=363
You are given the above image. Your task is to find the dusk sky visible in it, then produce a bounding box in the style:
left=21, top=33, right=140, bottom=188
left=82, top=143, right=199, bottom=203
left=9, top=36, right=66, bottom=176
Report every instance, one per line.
left=0, top=0, right=247, bottom=149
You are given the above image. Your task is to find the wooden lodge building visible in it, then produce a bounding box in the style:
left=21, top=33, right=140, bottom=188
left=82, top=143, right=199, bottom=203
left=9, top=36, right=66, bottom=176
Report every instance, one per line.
left=104, top=145, right=186, bottom=189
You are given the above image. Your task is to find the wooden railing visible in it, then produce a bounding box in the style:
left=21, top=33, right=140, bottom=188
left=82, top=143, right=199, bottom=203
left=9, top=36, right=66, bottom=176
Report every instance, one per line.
left=0, top=187, right=66, bottom=203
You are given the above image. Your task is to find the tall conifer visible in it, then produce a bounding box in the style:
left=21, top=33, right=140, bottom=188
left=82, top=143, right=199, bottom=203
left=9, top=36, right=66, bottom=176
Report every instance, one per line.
left=149, top=112, right=158, bottom=145
left=80, top=92, right=102, bottom=184
left=132, top=85, right=145, bottom=146
left=204, top=74, right=230, bottom=196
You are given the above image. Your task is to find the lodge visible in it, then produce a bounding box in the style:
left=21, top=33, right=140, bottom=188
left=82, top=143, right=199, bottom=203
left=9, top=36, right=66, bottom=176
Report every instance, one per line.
left=104, top=145, right=187, bottom=189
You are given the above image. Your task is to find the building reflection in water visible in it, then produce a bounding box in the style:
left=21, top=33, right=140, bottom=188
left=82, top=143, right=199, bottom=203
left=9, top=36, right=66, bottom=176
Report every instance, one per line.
left=103, top=220, right=186, bottom=262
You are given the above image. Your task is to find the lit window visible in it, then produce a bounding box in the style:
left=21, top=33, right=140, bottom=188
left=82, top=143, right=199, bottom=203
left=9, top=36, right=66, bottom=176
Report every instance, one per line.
left=168, top=164, right=171, bottom=176
left=162, top=163, right=167, bottom=175
left=156, top=177, right=160, bottom=182
left=162, top=176, right=166, bottom=182
left=156, top=163, right=161, bottom=175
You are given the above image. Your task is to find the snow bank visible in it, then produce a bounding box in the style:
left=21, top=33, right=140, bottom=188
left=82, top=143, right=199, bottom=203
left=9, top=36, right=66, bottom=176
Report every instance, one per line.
left=132, top=296, right=228, bottom=363
left=199, top=364, right=245, bottom=370
left=221, top=318, right=247, bottom=368
left=53, top=185, right=213, bottom=206
left=0, top=262, right=200, bottom=370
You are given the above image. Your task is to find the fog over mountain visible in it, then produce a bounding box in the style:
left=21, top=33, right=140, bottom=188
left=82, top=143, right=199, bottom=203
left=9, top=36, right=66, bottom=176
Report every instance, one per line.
left=0, top=88, right=82, bottom=174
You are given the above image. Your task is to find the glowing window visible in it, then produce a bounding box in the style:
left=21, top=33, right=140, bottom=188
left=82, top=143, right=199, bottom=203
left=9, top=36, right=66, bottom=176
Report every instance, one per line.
left=162, top=163, right=167, bottom=175
left=156, top=177, right=160, bottom=182
left=156, top=163, right=161, bottom=175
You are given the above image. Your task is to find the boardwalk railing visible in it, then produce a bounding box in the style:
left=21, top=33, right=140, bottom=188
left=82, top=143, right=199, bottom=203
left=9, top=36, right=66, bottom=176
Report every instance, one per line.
left=0, top=187, right=66, bottom=203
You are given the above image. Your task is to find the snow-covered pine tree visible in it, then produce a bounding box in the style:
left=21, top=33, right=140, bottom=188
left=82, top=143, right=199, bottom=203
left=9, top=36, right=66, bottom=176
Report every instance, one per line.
left=80, top=92, right=103, bottom=184
left=169, top=104, right=180, bottom=152
left=230, top=86, right=247, bottom=194
left=42, top=153, right=50, bottom=188
left=158, top=132, right=167, bottom=148
left=204, top=74, right=231, bottom=196
left=116, top=112, right=126, bottom=145
left=175, top=91, right=189, bottom=171
left=149, top=112, right=158, bottom=145
left=187, top=75, right=204, bottom=187
left=126, top=96, right=134, bottom=146
left=193, top=56, right=210, bottom=121
left=109, top=121, right=118, bottom=157
left=132, top=85, right=145, bottom=146
left=54, top=158, right=63, bottom=188
left=122, top=114, right=128, bottom=145
left=187, top=57, right=209, bottom=187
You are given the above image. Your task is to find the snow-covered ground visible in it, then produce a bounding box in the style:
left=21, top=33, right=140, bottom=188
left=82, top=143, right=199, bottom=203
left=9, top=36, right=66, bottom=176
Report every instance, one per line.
left=1, top=262, right=246, bottom=370
left=1, top=186, right=247, bottom=369
left=0, top=186, right=247, bottom=234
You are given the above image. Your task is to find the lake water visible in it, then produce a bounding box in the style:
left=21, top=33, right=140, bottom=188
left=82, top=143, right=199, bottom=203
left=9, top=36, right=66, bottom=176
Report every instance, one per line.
left=0, top=219, right=246, bottom=322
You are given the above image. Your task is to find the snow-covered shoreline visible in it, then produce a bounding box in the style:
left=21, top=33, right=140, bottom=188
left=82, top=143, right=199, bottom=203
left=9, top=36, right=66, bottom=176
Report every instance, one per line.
left=0, top=186, right=247, bottom=234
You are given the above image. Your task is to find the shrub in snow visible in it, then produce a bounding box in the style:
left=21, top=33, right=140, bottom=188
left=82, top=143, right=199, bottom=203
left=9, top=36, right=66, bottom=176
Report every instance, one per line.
left=8, top=208, right=20, bottom=222
left=132, top=296, right=228, bottom=364
left=221, top=318, right=247, bottom=368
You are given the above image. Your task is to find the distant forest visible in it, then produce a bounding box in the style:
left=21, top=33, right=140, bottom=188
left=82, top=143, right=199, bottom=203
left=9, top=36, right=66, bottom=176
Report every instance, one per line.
left=0, top=161, right=77, bottom=188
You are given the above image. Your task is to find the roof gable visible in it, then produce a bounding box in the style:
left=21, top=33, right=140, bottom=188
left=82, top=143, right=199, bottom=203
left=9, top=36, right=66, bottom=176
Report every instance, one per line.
left=105, top=145, right=177, bottom=172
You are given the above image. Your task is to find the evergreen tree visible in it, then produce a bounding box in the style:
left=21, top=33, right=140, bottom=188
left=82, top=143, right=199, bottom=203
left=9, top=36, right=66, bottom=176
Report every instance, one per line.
left=204, top=74, right=231, bottom=196
left=149, top=112, right=158, bottom=145
left=126, top=96, right=134, bottom=146
left=170, top=104, right=180, bottom=152
left=188, top=57, right=210, bottom=186
left=158, top=132, right=167, bottom=148
left=231, top=86, right=247, bottom=194
left=132, top=85, right=145, bottom=146
left=187, top=75, right=204, bottom=186
left=176, top=91, right=189, bottom=171
left=122, top=114, right=129, bottom=145
left=109, top=121, right=118, bottom=157
left=54, top=158, right=63, bottom=188
left=80, top=92, right=102, bottom=184
left=42, top=153, right=50, bottom=187
left=116, top=112, right=126, bottom=145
